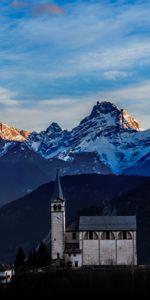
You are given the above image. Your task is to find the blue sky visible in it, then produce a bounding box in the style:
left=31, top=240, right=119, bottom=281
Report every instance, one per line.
left=0, top=0, right=150, bottom=131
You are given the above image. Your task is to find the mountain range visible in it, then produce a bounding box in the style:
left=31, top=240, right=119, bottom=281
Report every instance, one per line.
left=0, top=101, right=149, bottom=206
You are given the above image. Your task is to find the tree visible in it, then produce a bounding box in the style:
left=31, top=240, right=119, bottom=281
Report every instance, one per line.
left=14, top=247, right=25, bottom=269
left=27, top=247, right=37, bottom=268
left=37, top=242, right=49, bottom=267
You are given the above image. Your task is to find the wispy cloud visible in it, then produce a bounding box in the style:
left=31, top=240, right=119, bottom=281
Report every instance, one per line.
left=32, top=4, right=64, bottom=16
left=103, top=70, right=128, bottom=80
left=11, top=1, right=64, bottom=15
left=11, top=1, right=29, bottom=8
left=0, top=81, right=149, bottom=131
left=97, top=80, right=150, bottom=129
left=0, top=92, right=90, bottom=131
left=0, top=87, right=18, bottom=107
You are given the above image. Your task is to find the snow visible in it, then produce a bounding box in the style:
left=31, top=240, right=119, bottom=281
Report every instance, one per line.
left=31, top=141, right=41, bottom=152
left=0, top=142, right=12, bottom=157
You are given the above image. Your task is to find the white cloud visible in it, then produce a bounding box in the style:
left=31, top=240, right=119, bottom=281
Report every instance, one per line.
left=103, top=70, right=128, bottom=80
left=75, top=40, right=150, bottom=74
left=0, top=99, right=89, bottom=131
left=0, top=87, right=18, bottom=106
left=0, top=81, right=149, bottom=132
left=96, top=80, right=150, bottom=129
left=99, top=80, right=150, bottom=101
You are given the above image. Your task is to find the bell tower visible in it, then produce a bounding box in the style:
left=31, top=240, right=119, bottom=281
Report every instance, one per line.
left=51, top=169, right=65, bottom=261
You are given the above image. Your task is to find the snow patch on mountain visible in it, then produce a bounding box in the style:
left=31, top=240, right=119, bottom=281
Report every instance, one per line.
left=0, top=142, right=12, bottom=157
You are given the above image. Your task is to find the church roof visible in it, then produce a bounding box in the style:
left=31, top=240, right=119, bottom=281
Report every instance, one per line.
left=79, top=216, right=136, bottom=231
left=51, top=169, right=64, bottom=201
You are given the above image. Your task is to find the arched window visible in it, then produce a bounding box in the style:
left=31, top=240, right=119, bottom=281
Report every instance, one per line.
left=101, top=231, right=115, bottom=240
left=84, top=231, right=98, bottom=240
left=127, top=232, right=132, bottom=240
left=58, top=204, right=61, bottom=211
left=53, top=204, right=57, bottom=211
left=84, top=232, right=88, bottom=240
left=118, top=231, right=132, bottom=240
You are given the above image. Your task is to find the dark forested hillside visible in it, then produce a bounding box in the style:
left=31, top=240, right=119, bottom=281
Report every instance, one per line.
left=110, top=181, right=150, bottom=264
left=1, top=267, right=150, bottom=297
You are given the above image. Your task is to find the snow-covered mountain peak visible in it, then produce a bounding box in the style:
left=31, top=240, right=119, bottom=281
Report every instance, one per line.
left=0, top=122, right=29, bottom=141
left=122, top=110, right=141, bottom=131
left=45, top=122, right=62, bottom=135
left=80, top=101, right=140, bottom=131
left=90, top=101, right=118, bottom=118
left=80, top=101, right=118, bottom=125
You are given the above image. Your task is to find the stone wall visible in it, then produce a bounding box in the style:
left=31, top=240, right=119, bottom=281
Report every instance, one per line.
left=79, top=231, right=137, bottom=266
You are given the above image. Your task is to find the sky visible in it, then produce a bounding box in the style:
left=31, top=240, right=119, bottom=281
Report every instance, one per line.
left=0, top=0, right=150, bottom=131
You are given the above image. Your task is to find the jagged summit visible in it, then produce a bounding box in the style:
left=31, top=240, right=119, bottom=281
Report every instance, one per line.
left=46, top=122, right=62, bottom=134
left=90, top=101, right=118, bottom=117
left=0, top=122, right=29, bottom=141
left=80, top=100, right=140, bottom=131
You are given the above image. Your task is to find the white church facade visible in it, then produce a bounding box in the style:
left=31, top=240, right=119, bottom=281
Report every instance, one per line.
left=51, top=171, right=137, bottom=267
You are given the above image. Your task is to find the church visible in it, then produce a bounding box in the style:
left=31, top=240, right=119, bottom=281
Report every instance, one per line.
left=51, top=171, right=137, bottom=267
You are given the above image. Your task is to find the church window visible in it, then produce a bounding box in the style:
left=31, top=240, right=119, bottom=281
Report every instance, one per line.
left=53, top=204, right=57, bottom=211
left=101, top=231, right=115, bottom=240
left=93, top=232, right=98, bottom=239
left=118, top=231, right=132, bottom=240
left=89, top=231, right=93, bottom=240
left=127, top=232, right=132, bottom=240
left=58, top=204, right=61, bottom=211
left=84, top=232, right=88, bottom=240
left=72, top=232, right=76, bottom=240
left=84, top=231, right=98, bottom=240
left=75, top=261, right=78, bottom=267
left=106, top=232, right=110, bottom=240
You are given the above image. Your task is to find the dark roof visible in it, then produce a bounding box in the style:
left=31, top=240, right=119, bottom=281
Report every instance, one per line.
left=65, top=249, right=81, bottom=254
left=51, top=169, right=64, bottom=201
left=0, top=262, right=11, bottom=272
left=79, top=216, right=136, bottom=231
left=65, top=243, right=81, bottom=254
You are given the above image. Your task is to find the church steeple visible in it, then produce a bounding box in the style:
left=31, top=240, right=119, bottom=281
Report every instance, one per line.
left=52, top=169, right=64, bottom=201
left=51, top=169, right=65, bottom=261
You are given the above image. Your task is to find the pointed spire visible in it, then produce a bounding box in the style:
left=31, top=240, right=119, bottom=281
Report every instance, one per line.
left=51, top=169, right=64, bottom=201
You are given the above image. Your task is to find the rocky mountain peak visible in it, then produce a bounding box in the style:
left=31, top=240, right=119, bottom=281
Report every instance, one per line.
left=20, top=130, right=30, bottom=139
left=0, top=122, right=29, bottom=141
left=121, top=110, right=140, bottom=130
left=80, top=101, right=141, bottom=131
left=46, top=122, right=62, bottom=134
left=90, top=101, right=118, bottom=119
